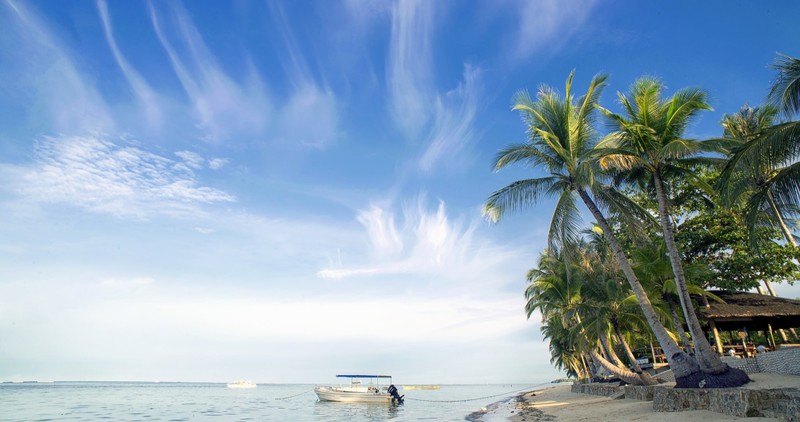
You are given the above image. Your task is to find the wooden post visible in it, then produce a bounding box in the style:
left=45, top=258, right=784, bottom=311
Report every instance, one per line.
left=738, top=330, right=748, bottom=357
left=768, top=324, right=777, bottom=350
left=709, top=319, right=724, bottom=356
left=700, top=295, right=724, bottom=356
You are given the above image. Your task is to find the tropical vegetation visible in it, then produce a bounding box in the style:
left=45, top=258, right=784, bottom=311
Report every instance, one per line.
left=485, top=53, right=800, bottom=388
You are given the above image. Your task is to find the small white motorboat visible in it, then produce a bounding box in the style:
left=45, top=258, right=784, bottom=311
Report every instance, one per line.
left=315, top=374, right=403, bottom=404
left=226, top=380, right=257, bottom=389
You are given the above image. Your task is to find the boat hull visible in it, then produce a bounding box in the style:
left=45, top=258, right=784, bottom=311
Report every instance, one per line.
left=314, top=386, right=394, bottom=403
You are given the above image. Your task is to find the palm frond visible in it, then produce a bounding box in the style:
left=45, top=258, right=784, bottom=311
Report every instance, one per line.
left=769, top=53, right=800, bottom=117
left=483, top=177, right=560, bottom=222
left=549, top=189, right=582, bottom=249
left=659, top=139, right=702, bottom=161
left=769, top=161, right=800, bottom=212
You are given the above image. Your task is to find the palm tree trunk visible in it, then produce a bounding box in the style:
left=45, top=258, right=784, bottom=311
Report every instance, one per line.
left=767, top=190, right=798, bottom=246
left=652, top=172, right=729, bottom=374
left=765, top=191, right=800, bottom=341
left=612, top=326, right=658, bottom=385
left=667, top=296, right=692, bottom=351
left=576, top=187, right=701, bottom=382
left=598, top=333, right=626, bottom=369
left=588, top=349, right=646, bottom=385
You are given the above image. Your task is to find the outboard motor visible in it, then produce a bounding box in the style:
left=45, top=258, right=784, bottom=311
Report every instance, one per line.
left=387, top=384, right=404, bottom=404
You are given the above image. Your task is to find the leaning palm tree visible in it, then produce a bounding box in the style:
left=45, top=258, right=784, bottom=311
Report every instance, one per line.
left=527, top=246, right=652, bottom=385
left=578, top=254, right=658, bottom=385
left=596, top=77, right=749, bottom=386
left=484, top=71, right=721, bottom=387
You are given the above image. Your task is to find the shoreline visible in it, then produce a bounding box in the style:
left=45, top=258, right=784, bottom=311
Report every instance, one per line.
left=471, top=373, right=800, bottom=421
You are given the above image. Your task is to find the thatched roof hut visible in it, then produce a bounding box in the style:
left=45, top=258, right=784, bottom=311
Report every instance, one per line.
left=699, top=290, right=800, bottom=331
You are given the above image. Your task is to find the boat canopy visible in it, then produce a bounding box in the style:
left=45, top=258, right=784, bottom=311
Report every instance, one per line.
left=336, top=374, right=392, bottom=379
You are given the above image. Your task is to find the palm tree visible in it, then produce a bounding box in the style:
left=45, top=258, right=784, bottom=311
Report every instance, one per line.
left=769, top=54, right=800, bottom=118
left=595, top=78, right=749, bottom=384
left=527, top=249, right=593, bottom=380
left=527, top=246, right=652, bottom=385
left=577, top=252, right=657, bottom=385
left=485, top=71, right=715, bottom=387
left=718, top=105, right=798, bottom=247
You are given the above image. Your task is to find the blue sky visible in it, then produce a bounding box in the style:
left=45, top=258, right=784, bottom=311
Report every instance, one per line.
left=0, top=0, right=798, bottom=384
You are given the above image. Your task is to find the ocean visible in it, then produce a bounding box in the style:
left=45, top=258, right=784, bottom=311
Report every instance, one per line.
left=0, top=381, right=553, bottom=421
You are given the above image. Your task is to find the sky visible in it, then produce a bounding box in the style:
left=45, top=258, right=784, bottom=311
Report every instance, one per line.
left=0, top=0, right=799, bottom=385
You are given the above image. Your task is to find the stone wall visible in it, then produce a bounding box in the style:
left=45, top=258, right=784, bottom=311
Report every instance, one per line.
left=653, top=386, right=800, bottom=421
left=720, top=347, right=800, bottom=375
left=758, top=347, right=800, bottom=375
left=571, top=382, right=622, bottom=396
left=624, top=385, right=655, bottom=401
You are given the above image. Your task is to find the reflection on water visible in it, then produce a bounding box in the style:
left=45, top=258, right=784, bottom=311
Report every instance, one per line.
left=0, top=382, right=551, bottom=421
left=314, top=400, right=404, bottom=420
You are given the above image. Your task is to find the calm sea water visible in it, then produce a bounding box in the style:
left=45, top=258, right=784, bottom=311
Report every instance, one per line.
left=0, top=381, right=553, bottom=421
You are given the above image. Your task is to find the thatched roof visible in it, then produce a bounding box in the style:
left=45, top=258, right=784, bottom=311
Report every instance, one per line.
left=698, top=290, right=800, bottom=331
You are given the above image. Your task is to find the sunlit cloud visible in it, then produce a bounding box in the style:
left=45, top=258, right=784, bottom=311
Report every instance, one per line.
left=317, top=195, right=521, bottom=286
left=357, top=205, right=404, bottom=256
left=511, top=0, right=599, bottom=61
left=12, top=134, right=234, bottom=219
left=1, top=1, right=114, bottom=134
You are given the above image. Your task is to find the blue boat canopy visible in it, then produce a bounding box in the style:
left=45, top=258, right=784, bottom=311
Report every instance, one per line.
left=336, top=374, right=392, bottom=379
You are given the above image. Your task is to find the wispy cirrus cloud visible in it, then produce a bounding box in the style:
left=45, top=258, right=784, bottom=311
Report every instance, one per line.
left=10, top=134, right=234, bottom=219
left=148, top=1, right=271, bottom=143
left=419, top=65, right=481, bottom=172
left=1, top=1, right=114, bottom=134
left=268, top=2, right=341, bottom=149
left=386, top=1, right=482, bottom=173
left=387, top=0, right=434, bottom=138
left=317, top=195, right=519, bottom=285
left=511, top=0, right=599, bottom=61
left=97, top=0, right=163, bottom=129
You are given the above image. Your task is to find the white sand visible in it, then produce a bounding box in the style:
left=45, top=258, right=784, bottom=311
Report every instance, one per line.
left=478, top=373, right=800, bottom=421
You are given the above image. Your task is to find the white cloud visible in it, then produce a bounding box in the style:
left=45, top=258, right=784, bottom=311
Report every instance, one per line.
left=12, top=134, right=234, bottom=219
left=97, top=0, right=163, bottom=128
left=385, top=3, right=482, bottom=173
left=208, top=158, right=229, bottom=170
left=357, top=205, right=404, bottom=256
left=268, top=2, right=342, bottom=149
left=174, top=150, right=205, bottom=170
left=148, top=1, right=271, bottom=143
left=1, top=1, right=114, bottom=134
left=100, top=277, right=156, bottom=287
left=276, top=84, right=340, bottom=149
left=387, top=0, right=434, bottom=137
left=512, top=0, right=599, bottom=61
left=419, top=65, right=481, bottom=172
left=317, top=195, right=520, bottom=287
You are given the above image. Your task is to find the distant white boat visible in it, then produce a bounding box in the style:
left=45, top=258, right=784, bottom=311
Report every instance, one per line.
left=227, top=380, right=257, bottom=389
left=315, top=374, right=403, bottom=404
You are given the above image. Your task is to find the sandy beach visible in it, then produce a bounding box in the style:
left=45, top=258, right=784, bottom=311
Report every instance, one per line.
left=472, top=373, right=800, bottom=421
